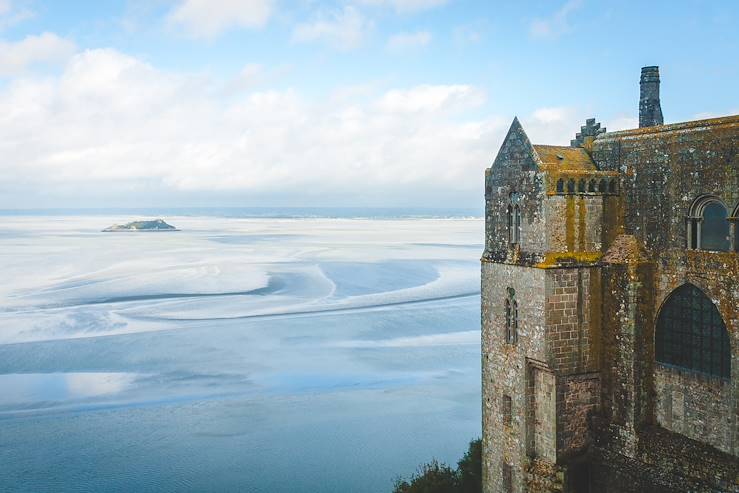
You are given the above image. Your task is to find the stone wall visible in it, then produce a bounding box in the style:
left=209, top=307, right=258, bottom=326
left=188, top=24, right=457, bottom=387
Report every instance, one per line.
left=544, top=196, right=604, bottom=254
left=544, top=268, right=599, bottom=375
left=592, top=117, right=738, bottom=254
left=557, top=373, right=600, bottom=458
left=482, top=261, right=547, bottom=493
left=654, top=365, right=733, bottom=454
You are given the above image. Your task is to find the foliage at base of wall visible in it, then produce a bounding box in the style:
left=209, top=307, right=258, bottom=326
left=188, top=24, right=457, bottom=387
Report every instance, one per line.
left=392, top=439, right=481, bottom=493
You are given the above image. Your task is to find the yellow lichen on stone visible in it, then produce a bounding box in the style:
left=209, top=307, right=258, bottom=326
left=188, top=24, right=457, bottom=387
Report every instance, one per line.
left=535, top=251, right=603, bottom=268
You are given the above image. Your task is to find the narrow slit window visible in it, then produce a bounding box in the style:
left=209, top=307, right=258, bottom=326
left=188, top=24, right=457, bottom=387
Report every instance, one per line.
left=505, top=288, right=518, bottom=345
left=503, top=463, right=513, bottom=493
left=503, top=394, right=512, bottom=426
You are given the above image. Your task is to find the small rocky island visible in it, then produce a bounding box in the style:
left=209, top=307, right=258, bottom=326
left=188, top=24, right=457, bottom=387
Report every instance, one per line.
left=103, top=219, right=178, bottom=232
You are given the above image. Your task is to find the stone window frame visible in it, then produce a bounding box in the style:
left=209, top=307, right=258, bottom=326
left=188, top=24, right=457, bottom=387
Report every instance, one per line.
left=655, top=283, right=731, bottom=380
left=505, top=287, right=518, bottom=344
left=686, top=195, right=732, bottom=252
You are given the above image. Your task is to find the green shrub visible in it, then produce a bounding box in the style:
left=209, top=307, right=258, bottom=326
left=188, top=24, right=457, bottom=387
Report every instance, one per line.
left=457, top=439, right=482, bottom=493
left=392, top=439, right=482, bottom=493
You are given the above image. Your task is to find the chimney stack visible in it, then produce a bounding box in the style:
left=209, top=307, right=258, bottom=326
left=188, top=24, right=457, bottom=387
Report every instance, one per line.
left=639, top=66, right=663, bottom=127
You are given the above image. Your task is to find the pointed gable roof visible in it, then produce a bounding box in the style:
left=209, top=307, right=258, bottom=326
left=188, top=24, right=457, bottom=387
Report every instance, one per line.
left=490, top=117, right=538, bottom=172
left=491, top=117, right=597, bottom=172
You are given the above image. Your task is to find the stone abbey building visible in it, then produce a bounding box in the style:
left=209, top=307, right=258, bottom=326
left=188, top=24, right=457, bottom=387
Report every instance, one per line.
left=481, top=67, right=738, bottom=492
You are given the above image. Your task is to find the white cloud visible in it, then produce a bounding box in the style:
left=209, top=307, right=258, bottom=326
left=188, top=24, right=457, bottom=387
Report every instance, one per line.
left=529, top=0, right=583, bottom=39
left=0, top=32, right=76, bottom=76
left=377, top=84, right=485, bottom=113
left=606, top=116, right=638, bottom=131
left=387, top=30, right=431, bottom=51
left=0, top=0, right=33, bottom=30
left=531, top=106, right=571, bottom=124
left=358, top=0, right=447, bottom=14
left=168, top=0, right=272, bottom=39
left=522, top=106, right=590, bottom=145
left=292, top=6, right=371, bottom=51
left=0, top=49, right=512, bottom=207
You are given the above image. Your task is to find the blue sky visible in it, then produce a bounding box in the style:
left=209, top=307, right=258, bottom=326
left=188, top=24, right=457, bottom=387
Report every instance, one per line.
left=0, top=0, right=736, bottom=209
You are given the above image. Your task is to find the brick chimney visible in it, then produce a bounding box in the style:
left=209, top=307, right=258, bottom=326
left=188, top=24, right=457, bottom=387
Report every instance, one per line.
left=639, top=66, right=663, bottom=127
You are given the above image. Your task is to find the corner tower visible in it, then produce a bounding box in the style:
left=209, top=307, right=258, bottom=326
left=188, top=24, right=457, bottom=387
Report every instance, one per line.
left=482, top=116, right=614, bottom=492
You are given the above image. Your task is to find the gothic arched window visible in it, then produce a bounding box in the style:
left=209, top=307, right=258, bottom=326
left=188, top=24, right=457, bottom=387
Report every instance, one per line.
left=578, top=178, right=586, bottom=193
left=507, top=205, right=513, bottom=244
left=655, top=284, right=730, bottom=379
left=608, top=179, right=617, bottom=194
left=598, top=179, right=607, bottom=193
left=687, top=196, right=730, bottom=251
left=507, top=193, right=521, bottom=246
left=567, top=179, right=576, bottom=194
left=505, top=288, right=518, bottom=344
left=588, top=179, right=596, bottom=193
left=556, top=178, right=564, bottom=194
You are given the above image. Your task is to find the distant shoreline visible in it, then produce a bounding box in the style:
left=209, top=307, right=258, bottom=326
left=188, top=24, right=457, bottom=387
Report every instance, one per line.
left=0, top=206, right=484, bottom=220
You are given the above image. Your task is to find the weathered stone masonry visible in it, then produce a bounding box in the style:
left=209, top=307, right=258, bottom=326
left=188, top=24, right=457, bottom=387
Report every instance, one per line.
left=481, top=67, right=738, bottom=492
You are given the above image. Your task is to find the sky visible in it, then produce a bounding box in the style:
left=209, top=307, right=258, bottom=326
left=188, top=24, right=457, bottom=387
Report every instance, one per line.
left=0, top=0, right=736, bottom=209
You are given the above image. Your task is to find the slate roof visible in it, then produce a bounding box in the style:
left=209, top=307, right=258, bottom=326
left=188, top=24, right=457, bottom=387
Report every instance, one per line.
left=596, top=114, right=739, bottom=141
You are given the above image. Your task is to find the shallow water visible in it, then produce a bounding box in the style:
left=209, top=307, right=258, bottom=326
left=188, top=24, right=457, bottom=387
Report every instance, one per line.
left=0, top=215, right=482, bottom=492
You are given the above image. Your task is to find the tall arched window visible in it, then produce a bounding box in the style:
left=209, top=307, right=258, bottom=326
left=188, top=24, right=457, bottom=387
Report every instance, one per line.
left=578, top=179, right=586, bottom=193
left=505, top=287, right=518, bottom=344
left=507, top=205, right=513, bottom=244
left=588, top=179, right=596, bottom=193
left=507, top=193, right=521, bottom=246
left=655, top=284, right=730, bottom=379
left=556, top=178, right=564, bottom=194
left=567, top=179, right=576, bottom=194
left=687, top=196, right=730, bottom=251
left=731, top=204, right=739, bottom=252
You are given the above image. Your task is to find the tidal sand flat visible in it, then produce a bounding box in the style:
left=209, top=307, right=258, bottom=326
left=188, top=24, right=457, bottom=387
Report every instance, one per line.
left=0, top=214, right=483, bottom=492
